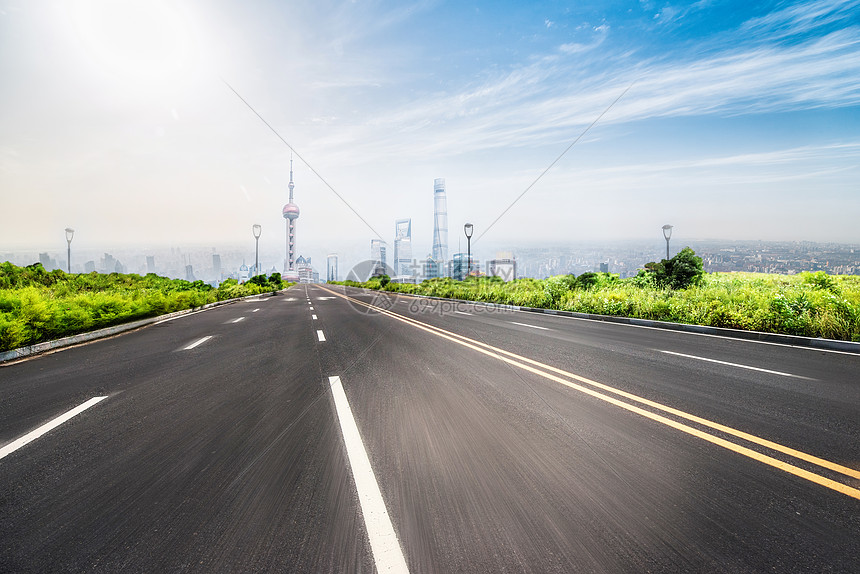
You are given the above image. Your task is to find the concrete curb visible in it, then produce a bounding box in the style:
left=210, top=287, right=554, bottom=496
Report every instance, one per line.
left=0, top=289, right=291, bottom=364
left=351, top=286, right=860, bottom=354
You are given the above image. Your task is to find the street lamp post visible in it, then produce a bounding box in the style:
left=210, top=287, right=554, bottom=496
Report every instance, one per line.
left=64, top=227, right=74, bottom=273
left=662, top=224, right=673, bottom=260
left=464, top=223, right=473, bottom=280
left=252, top=224, right=262, bottom=277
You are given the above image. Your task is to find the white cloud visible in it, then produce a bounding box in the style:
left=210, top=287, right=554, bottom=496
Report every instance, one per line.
left=300, top=25, right=860, bottom=169
left=740, top=0, right=860, bottom=39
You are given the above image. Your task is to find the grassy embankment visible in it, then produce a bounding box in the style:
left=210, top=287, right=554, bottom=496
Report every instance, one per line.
left=0, top=262, right=291, bottom=352
left=336, top=270, right=860, bottom=342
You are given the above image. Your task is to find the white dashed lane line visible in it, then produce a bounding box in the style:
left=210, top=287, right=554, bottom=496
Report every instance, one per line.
left=658, top=350, right=815, bottom=380
left=183, top=336, right=213, bottom=350
left=0, top=396, right=109, bottom=461
left=509, top=321, right=549, bottom=331
left=329, top=376, right=409, bottom=573
left=317, top=330, right=326, bottom=342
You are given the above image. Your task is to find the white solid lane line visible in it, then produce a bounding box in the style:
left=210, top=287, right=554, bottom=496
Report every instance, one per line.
left=329, top=376, right=409, bottom=573
left=0, top=396, right=109, bottom=461
left=183, top=336, right=213, bottom=350
left=509, top=321, right=549, bottom=331
left=312, top=315, right=318, bottom=320
left=317, top=330, right=326, bottom=342
left=659, top=350, right=815, bottom=380
left=231, top=317, right=246, bottom=323
left=252, top=308, right=260, bottom=313
left=454, top=311, right=472, bottom=316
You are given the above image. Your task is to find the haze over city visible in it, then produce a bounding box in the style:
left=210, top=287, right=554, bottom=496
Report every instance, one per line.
left=1, top=0, right=859, bottom=267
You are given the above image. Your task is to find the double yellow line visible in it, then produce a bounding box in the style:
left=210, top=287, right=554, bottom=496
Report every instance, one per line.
left=321, top=285, right=860, bottom=501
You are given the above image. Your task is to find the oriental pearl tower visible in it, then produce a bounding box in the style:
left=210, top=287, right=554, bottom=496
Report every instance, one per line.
left=282, top=158, right=300, bottom=282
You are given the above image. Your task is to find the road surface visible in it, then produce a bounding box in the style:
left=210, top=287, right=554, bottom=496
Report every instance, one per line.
left=1, top=284, right=858, bottom=572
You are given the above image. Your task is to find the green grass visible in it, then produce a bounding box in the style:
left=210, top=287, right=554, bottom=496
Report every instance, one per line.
left=335, top=270, right=860, bottom=342
left=0, top=262, right=292, bottom=352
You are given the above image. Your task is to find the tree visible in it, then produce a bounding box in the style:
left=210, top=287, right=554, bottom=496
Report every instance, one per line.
left=249, top=274, right=268, bottom=287
left=645, top=247, right=704, bottom=289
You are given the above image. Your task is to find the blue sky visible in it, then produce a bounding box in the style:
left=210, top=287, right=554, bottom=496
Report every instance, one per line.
left=1, top=0, right=858, bottom=264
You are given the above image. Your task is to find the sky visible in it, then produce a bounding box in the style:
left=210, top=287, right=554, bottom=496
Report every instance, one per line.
left=1, top=0, right=859, bottom=267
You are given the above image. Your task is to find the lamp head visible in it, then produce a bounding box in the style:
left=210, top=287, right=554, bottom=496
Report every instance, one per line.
left=65, top=227, right=75, bottom=242
left=252, top=224, right=262, bottom=239
left=464, top=223, right=474, bottom=239
left=662, top=224, right=673, bottom=240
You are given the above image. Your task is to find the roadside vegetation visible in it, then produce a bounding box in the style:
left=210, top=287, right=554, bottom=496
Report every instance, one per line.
left=336, top=248, right=860, bottom=342
left=0, top=262, right=290, bottom=352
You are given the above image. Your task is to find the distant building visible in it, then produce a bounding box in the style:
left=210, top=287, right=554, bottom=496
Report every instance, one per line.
left=146, top=256, right=156, bottom=274
left=238, top=262, right=250, bottom=283
left=84, top=260, right=96, bottom=273
left=394, top=218, right=412, bottom=277
left=39, top=252, right=57, bottom=270
left=371, top=239, right=388, bottom=277
left=327, top=254, right=338, bottom=282
left=282, top=158, right=300, bottom=282
left=185, top=264, right=195, bottom=281
left=487, top=258, right=517, bottom=281
left=423, top=256, right=441, bottom=280
left=101, top=253, right=116, bottom=274
left=599, top=261, right=609, bottom=273
left=432, top=178, right=448, bottom=263
left=212, top=254, right=221, bottom=280
left=451, top=253, right=467, bottom=281
left=297, top=255, right=314, bottom=284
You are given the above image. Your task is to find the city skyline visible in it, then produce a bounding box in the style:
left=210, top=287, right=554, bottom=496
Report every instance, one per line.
left=1, top=0, right=859, bottom=258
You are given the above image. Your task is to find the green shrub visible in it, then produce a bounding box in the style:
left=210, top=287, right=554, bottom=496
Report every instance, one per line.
left=0, top=263, right=296, bottom=352
left=339, top=267, right=859, bottom=342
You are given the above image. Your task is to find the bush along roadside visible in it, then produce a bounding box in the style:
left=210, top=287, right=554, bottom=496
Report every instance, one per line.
left=0, top=262, right=292, bottom=352
left=333, top=249, right=860, bottom=342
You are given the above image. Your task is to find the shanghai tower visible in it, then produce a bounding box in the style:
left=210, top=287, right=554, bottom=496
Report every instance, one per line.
left=282, top=158, right=300, bottom=281
left=432, top=178, right=448, bottom=263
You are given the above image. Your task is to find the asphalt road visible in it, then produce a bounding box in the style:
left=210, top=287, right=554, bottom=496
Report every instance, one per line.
left=1, top=284, right=858, bottom=572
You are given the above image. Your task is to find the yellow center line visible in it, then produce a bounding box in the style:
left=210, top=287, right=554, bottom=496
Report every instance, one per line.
left=321, top=285, right=860, bottom=501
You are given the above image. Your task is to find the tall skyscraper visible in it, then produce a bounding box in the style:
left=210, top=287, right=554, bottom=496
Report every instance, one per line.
left=327, top=254, right=338, bottom=282
left=432, top=178, right=448, bottom=264
left=212, top=254, right=222, bottom=281
left=394, top=218, right=412, bottom=277
left=371, top=239, right=387, bottom=276
left=282, top=158, right=301, bottom=282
